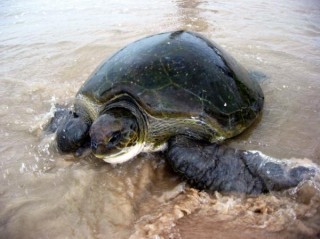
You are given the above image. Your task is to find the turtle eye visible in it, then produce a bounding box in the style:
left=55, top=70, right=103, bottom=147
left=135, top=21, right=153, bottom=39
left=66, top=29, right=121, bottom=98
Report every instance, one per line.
left=108, top=131, right=122, bottom=146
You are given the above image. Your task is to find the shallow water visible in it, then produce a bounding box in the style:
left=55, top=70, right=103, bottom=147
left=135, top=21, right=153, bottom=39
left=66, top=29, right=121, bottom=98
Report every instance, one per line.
left=1, top=0, right=320, bottom=238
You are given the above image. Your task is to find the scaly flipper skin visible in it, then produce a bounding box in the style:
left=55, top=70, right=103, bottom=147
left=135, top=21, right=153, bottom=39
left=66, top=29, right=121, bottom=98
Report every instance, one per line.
left=56, top=116, right=89, bottom=153
left=45, top=106, right=90, bottom=154
left=44, top=106, right=73, bottom=133
left=167, top=136, right=316, bottom=194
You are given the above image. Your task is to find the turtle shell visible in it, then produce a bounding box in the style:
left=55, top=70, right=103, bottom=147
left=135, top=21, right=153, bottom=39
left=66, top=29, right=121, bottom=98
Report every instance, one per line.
left=76, top=31, right=264, bottom=137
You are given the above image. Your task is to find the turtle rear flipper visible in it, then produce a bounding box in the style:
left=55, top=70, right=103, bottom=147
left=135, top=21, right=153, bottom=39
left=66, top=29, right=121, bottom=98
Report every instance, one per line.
left=166, top=136, right=316, bottom=194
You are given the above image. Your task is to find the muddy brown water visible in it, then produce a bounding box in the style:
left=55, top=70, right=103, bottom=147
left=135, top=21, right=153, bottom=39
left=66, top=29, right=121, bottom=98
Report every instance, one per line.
left=1, top=0, right=320, bottom=238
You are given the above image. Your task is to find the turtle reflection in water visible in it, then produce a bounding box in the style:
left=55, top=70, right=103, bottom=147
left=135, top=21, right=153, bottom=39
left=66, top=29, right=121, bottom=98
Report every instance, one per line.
left=49, top=31, right=316, bottom=194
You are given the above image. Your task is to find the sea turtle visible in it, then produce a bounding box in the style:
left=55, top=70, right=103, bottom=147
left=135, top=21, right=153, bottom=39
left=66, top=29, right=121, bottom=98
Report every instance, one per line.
left=51, top=30, right=315, bottom=194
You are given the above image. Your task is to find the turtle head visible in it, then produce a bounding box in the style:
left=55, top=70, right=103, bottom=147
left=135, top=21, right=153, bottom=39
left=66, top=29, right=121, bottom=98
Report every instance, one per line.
left=89, top=112, right=144, bottom=164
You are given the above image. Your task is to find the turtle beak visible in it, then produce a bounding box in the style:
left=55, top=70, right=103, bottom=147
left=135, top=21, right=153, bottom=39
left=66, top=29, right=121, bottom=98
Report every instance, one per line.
left=90, top=139, right=121, bottom=157
left=91, top=141, right=106, bottom=155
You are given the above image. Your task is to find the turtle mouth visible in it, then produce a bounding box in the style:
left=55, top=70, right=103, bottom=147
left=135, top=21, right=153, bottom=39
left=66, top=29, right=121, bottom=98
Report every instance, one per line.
left=90, top=129, right=139, bottom=157
left=91, top=133, right=144, bottom=164
left=94, top=142, right=144, bottom=164
left=91, top=143, right=121, bottom=157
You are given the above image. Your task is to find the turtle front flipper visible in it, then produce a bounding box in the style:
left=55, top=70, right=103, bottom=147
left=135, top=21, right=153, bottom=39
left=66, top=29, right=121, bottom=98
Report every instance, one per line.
left=55, top=112, right=90, bottom=154
left=166, top=136, right=317, bottom=194
left=44, top=106, right=72, bottom=133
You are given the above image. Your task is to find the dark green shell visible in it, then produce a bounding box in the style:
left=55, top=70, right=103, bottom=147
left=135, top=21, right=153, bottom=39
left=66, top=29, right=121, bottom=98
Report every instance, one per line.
left=76, top=31, right=264, bottom=135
